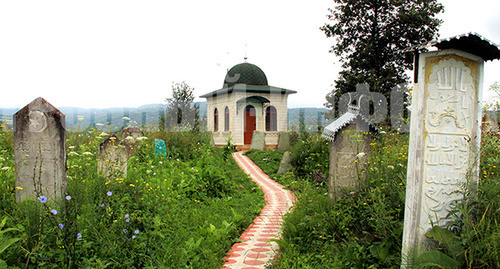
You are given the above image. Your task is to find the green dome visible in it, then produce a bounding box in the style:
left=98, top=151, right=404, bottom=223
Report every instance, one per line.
left=223, top=63, right=268, bottom=88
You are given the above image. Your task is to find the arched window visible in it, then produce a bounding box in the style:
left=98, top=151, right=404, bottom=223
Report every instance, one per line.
left=214, top=108, right=219, bottom=132
left=224, top=107, right=230, bottom=131
left=266, top=106, right=277, bottom=131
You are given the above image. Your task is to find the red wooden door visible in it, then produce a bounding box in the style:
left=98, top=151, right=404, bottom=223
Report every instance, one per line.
left=244, top=105, right=256, bottom=144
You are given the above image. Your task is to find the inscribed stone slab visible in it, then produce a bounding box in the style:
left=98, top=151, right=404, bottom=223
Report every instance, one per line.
left=402, top=50, right=483, bottom=263
left=98, top=134, right=130, bottom=178
left=14, top=97, right=67, bottom=203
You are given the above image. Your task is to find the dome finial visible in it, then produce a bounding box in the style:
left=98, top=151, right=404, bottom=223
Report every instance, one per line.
left=244, top=44, right=248, bottom=62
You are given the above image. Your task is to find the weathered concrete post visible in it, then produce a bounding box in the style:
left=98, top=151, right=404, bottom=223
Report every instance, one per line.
left=400, top=34, right=499, bottom=267
left=14, top=97, right=67, bottom=203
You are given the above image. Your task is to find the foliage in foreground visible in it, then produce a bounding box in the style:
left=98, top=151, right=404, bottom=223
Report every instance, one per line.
left=248, top=131, right=500, bottom=268
left=0, top=130, right=264, bottom=268
left=415, top=132, right=500, bottom=269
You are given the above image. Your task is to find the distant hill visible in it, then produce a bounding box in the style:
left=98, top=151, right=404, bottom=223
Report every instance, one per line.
left=0, top=103, right=329, bottom=132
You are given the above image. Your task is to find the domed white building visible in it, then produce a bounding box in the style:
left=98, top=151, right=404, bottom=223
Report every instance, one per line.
left=200, top=62, right=296, bottom=150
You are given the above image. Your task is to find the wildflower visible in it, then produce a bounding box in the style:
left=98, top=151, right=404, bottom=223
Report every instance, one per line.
left=132, top=235, right=136, bottom=239
left=51, top=209, right=58, bottom=215
left=76, top=233, right=82, bottom=239
left=99, top=132, right=109, bottom=137
left=58, top=224, right=64, bottom=229
left=125, top=136, right=135, bottom=143
left=123, top=229, right=128, bottom=234
left=126, top=219, right=130, bottom=223
left=356, top=152, right=366, bottom=158
left=122, top=117, right=130, bottom=121
left=68, top=152, right=79, bottom=156
left=1, top=167, right=10, bottom=171
left=387, top=165, right=395, bottom=170
left=136, top=136, right=148, bottom=141
left=134, top=230, right=139, bottom=234
left=16, top=186, right=23, bottom=190
left=129, top=184, right=135, bottom=187
left=125, top=214, right=129, bottom=218
left=38, top=196, right=47, bottom=203
left=82, top=152, right=93, bottom=156
left=99, top=203, right=105, bottom=207
left=65, top=195, right=72, bottom=200
left=107, top=191, right=112, bottom=196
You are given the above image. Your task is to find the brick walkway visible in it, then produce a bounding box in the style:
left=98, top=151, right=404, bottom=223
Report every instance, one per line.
left=222, top=152, right=295, bottom=269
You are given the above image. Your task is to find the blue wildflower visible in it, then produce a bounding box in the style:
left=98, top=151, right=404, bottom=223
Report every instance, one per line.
left=107, top=191, right=112, bottom=196
left=65, top=195, right=71, bottom=201
left=76, top=233, right=82, bottom=239
left=123, top=229, right=128, bottom=234
left=58, top=224, right=64, bottom=229
left=38, top=196, right=47, bottom=203
left=51, top=209, right=58, bottom=215
left=134, top=230, right=139, bottom=234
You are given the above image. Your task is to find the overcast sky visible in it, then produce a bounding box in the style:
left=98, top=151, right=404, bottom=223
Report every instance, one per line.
left=1, top=0, right=499, bottom=109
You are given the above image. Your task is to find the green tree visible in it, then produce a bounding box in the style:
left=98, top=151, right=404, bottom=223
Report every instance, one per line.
left=165, top=81, right=196, bottom=131
left=321, top=0, right=443, bottom=118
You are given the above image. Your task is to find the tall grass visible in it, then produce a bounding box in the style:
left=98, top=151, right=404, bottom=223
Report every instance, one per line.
left=0, top=129, right=264, bottom=268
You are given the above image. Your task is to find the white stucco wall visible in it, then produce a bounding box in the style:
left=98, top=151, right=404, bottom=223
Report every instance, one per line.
left=206, top=88, right=291, bottom=146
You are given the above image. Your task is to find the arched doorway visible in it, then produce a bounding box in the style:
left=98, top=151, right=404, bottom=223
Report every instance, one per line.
left=244, top=105, right=256, bottom=144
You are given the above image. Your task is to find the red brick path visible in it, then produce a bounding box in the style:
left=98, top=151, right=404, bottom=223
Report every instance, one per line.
left=222, top=152, right=295, bottom=268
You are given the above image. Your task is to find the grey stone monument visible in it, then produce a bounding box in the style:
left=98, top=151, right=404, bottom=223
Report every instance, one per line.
left=14, top=97, right=67, bottom=203
left=98, top=134, right=130, bottom=178
left=121, top=126, right=144, bottom=145
left=401, top=33, right=500, bottom=267
left=277, top=132, right=290, bottom=151
left=250, top=131, right=265, bottom=150
left=277, top=151, right=293, bottom=175
left=322, top=105, right=372, bottom=199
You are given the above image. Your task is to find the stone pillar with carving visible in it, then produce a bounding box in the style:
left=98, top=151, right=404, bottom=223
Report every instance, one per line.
left=401, top=49, right=484, bottom=266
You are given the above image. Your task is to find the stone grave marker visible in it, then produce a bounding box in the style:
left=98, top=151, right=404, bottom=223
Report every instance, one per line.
left=155, top=139, right=167, bottom=156
left=14, top=97, right=67, bottom=203
left=400, top=33, right=500, bottom=267
left=322, top=107, right=372, bottom=199
left=277, top=132, right=290, bottom=151
left=277, top=151, right=293, bottom=175
left=250, top=131, right=265, bottom=150
left=121, top=127, right=144, bottom=145
left=98, top=134, right=130, bottom=178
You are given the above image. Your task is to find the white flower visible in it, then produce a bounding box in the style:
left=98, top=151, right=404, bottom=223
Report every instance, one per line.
left=136, top=136, right=148, bottom=141
left=99, top=132, right=109, bottom=137
left=122, top=117, right=130, bottom=121
left=96, top=123, right=104, bottom=126
left=380, top=131, right=387, bottom=134
left=68, top=146, right=76, bottom=149
left=356, top=152, right=366, bottom=158
left=82, top=152, right=93, bottom=156
left=125, top=136, right=135, bottom=143
left=387, top=165, right=395, bottom=170
left=1, top=167, right=10, bottom=171
left=68, top=152, right=79, bottom=156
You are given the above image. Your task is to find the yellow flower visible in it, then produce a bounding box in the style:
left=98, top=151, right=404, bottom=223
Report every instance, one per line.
left=129, top=184, right=135, bottom=187
left=16, top=186, right=23, bottom=190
